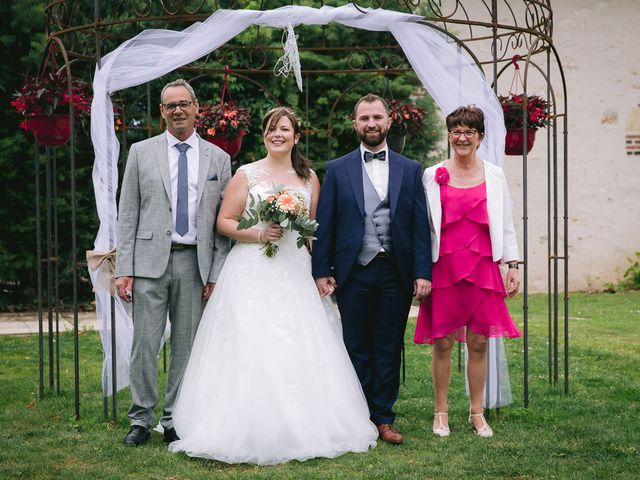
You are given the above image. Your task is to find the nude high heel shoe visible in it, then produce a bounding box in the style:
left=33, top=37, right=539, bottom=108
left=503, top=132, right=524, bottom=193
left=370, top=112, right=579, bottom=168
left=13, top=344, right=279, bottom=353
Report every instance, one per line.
left=433, top=412, right=450, bottom=437
left=468, top=412, right=493, bottom=438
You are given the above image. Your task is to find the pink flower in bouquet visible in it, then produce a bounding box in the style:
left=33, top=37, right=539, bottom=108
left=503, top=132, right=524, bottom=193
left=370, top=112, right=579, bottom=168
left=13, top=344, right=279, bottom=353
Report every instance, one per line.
left=236, top=186, right=318, bottom=257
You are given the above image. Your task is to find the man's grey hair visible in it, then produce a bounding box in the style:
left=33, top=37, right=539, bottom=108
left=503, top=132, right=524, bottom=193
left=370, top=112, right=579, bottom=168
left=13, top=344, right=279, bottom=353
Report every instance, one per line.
left=160, top=79, right=197, bottom=103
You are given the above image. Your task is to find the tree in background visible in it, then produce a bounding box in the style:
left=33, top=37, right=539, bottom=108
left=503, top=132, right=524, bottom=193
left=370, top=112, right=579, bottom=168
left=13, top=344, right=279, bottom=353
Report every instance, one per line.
left=0, top=1, right=46, bottom=308
left=1, top=1, right=445, bottom=308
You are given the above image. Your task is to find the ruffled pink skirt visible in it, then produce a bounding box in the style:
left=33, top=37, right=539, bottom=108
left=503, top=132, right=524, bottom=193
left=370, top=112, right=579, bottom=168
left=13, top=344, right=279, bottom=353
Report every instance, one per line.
left=414, top=182, right=522, bottom=344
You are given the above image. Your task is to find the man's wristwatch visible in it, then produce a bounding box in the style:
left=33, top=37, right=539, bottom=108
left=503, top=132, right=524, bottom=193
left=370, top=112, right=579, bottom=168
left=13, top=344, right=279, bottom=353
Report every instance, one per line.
left=508, top=262, right=519, bottom=269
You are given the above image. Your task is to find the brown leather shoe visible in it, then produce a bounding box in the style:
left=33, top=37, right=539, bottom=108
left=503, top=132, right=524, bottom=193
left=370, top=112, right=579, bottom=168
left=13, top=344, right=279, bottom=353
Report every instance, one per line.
left=377, top=424, right=403, bottom=444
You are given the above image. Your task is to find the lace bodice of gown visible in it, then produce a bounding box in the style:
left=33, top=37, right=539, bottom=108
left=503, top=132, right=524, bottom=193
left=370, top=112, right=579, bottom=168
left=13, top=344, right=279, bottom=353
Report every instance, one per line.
left=237, top=162, right=314, bottom=257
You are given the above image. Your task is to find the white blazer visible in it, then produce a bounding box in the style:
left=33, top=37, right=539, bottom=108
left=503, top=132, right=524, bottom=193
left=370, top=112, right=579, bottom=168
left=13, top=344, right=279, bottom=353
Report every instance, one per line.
left=424, top=160, right=519, bottom=263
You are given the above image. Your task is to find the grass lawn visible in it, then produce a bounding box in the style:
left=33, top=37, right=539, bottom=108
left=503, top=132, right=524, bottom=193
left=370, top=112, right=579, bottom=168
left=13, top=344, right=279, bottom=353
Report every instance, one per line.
left=0, top=292, right=638, bottom=479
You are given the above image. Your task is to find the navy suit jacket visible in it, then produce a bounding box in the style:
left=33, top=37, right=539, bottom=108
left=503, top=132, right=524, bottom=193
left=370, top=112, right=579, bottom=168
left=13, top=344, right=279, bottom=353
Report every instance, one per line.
left=312, top=148, right=432, bottom=291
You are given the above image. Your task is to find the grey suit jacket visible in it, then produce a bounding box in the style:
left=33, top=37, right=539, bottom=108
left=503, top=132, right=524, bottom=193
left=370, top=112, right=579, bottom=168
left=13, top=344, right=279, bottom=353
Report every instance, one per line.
left=115, top=133, right=231, bottom=285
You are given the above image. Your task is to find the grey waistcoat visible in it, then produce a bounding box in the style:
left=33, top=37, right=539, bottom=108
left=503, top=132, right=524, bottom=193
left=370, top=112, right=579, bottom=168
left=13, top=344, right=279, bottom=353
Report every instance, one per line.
left=357, top=164, right=392, bottom=265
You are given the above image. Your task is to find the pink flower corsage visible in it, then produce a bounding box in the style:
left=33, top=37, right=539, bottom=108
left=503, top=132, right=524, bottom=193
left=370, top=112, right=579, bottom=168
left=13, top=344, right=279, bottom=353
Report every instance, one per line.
left=435, top=167, right=449, bottom=185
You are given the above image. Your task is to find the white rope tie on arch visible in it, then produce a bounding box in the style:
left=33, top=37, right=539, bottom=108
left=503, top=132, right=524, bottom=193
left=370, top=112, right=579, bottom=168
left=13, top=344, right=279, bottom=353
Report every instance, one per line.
left=274, top=23, right=303, bottom=91
left=89, top=4, right=508, bottom=406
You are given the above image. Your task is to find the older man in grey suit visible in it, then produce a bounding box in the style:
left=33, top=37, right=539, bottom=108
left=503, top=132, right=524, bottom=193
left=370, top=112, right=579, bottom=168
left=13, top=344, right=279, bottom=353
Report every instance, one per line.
left=115, top=79, right=231, bottom=446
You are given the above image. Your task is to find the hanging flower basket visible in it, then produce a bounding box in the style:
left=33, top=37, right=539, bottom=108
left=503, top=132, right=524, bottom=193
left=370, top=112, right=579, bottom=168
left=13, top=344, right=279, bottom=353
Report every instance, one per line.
left=499, top=55, right=549, bottom=156
left=505, top=127, right=536, bottom=156
left=28, top=113, right=72, bottom=146
left=196, top=101, right=250, bottom=158
left=11, top=46, right=91, bottom=146
left=204, top=133, right=243, bottom=159
left=195, top=67, right=250, bottom=159
left=499, top=94, right=547, bottom=156
left=387, top=99, right=426, bottom=154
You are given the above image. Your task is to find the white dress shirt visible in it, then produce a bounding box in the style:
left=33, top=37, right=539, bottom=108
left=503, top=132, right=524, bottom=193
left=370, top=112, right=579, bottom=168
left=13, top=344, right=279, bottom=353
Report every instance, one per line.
left=167, top=130, right=199, bottom=244
left=361, top=145, right=389, bottom=200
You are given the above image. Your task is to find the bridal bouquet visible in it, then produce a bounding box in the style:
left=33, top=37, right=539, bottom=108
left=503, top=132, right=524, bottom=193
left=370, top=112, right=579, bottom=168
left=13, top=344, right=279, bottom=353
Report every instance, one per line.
left=237, top=186, right=319, bottom=257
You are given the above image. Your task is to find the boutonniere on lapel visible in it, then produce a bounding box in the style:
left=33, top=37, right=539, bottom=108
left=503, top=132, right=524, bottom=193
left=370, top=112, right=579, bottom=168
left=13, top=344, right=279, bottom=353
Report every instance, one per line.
left=435, top=167, right=450, bottom=185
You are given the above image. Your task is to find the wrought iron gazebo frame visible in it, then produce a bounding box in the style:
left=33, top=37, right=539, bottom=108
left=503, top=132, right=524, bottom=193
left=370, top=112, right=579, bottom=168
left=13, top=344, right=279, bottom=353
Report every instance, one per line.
left=34, top=0, right=568, bottom=420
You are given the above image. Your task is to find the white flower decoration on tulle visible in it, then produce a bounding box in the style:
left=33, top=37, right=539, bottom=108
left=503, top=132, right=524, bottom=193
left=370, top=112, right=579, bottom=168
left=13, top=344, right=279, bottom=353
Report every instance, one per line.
left=274, top=23, right=303, bottom=92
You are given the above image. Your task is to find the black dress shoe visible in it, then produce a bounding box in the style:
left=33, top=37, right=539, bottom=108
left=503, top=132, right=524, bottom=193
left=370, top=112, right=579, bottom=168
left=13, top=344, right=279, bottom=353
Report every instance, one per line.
left=163, top=427, right=179, bottom=443
left=123, top=425, right=150, bottom=446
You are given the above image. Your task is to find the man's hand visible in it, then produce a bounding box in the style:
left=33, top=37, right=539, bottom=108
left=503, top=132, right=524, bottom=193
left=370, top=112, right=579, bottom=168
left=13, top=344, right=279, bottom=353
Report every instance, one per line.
left=203, top=282, right=216, bottom=302
left=413, top=278, right=432, bottom=302
left=116, top=276, right=134, bottom=303
left=315, top=276, right=337, bottom=297
left=505, top=269, right=520, bottom=297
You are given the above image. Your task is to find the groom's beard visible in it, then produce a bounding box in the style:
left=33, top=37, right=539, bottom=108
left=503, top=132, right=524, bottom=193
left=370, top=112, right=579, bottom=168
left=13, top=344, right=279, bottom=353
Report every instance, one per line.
left=357, top=126, right=388, bottom=148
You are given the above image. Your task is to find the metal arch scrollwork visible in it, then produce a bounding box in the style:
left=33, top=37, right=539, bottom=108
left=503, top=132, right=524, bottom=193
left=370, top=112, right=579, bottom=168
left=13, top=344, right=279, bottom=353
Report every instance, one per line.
left=524, top=0, right=553, bottom=38
left=245, top=48, right=270, bottom=72
left=425, top=0, right=470, bottom=20
left=133, top=0, right=214, bottom=17
left=417, top=0, right=553, bottom=60
left=43, top=1, right=556, bottom=71
left=396, top=0, right=422, bottom=10
left=132, top=0, right=154, bottom=18
left=424, top=0, right=474, bottom=40
left=44, top=0, right=72, bottom=38
left=346, top=50, right=368, bottom=71
left=157, top=0, right=208, bottom=16
left=346, top=48, right=409, bottom=72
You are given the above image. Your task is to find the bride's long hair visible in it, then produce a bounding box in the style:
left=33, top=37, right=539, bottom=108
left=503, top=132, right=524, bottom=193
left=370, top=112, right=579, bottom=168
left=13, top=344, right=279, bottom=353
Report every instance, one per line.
left=262, top=107, right=311, bottom=180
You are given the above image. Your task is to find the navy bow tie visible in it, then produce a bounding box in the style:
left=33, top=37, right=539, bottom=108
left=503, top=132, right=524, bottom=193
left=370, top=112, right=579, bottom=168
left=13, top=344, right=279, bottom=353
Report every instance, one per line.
left=364, top=151, right=386, bottom=162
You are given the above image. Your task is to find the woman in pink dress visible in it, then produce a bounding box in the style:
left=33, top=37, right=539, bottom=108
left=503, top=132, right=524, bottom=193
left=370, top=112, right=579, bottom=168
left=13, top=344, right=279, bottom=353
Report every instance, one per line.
left=414, top=106, right=522, bottom=438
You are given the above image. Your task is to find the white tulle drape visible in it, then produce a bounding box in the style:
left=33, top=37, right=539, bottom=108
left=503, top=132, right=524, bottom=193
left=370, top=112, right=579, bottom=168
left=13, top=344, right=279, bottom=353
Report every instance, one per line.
left=89, top=4, right=511, bottom=407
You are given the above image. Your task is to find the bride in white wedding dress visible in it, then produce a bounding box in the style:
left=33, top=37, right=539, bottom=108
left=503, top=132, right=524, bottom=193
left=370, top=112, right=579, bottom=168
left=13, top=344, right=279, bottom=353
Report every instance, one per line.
left=169, top=107, right=378, bottom=465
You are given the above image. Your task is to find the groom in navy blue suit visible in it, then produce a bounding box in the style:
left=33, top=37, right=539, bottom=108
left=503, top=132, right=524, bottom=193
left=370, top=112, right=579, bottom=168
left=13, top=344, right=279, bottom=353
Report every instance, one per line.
left=312, top=93, right=432, bottom=444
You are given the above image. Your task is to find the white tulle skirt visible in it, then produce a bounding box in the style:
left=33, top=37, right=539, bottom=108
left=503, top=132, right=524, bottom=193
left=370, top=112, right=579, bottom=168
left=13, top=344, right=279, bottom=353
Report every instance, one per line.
left=169, top=235, right=378, bottom=465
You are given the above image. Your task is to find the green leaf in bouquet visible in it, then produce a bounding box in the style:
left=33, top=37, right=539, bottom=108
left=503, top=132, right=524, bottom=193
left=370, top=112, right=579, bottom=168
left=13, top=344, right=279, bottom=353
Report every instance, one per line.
left=261, top=241, right=279, bottom=257
left=247, top=192, right=257, bottom=208
left=294, top=215, right=319, bottom=233
left=236, top=193, right=260, bottom=230
left=236, top=212, right=259, bottom=230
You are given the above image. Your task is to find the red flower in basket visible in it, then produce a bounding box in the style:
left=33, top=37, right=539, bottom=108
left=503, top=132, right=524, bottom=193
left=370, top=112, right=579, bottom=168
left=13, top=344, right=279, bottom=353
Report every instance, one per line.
left=196, top=102, right=251, bottom=158
left=11, top=72, right=92, bottom=133
left=499, top=94, right=548, bottom=130
left=499, top=93, right=548, bottom=155
left=196, top=102, right=251, bottom=139
left=388, top=99, right=426, bottom=137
